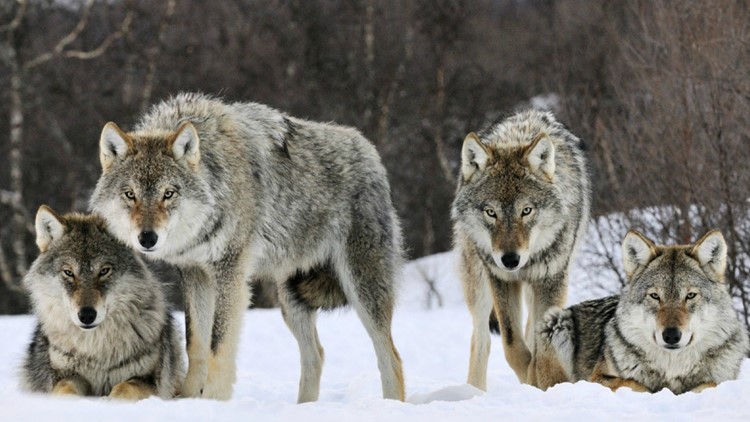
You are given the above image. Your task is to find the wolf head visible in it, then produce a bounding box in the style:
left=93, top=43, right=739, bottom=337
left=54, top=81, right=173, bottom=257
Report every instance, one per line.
left=618, top=229, right=733, bottom=352
left=89, top=122, right=214, bottom=257
left=452, top=113, right=564, bottom=272
left=25, top=206, right=153, bottom=331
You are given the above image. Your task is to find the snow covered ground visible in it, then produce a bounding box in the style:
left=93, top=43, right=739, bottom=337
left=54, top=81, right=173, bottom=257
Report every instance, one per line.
left=1, top=243, right=749, bottom=420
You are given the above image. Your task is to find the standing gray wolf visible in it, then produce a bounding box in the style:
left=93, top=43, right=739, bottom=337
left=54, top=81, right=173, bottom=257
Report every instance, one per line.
left=21, top=206, right=184, bottom=399
left=541, top=230, right=750, bottom=394
left=451, top=110, right=590, bottom=390
left=90, top=93, right=405, bottom=402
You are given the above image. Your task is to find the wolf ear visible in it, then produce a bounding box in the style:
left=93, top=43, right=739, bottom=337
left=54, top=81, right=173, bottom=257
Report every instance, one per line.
left=171, top=122, right=201, bottom=168
left=524, top=132, right=555, bottom=180
left=691, top=230, right=727, bottom=281
left=461, top=132, right=491, bottom=182
left=100, top=122, right=132, bottom=173
left=35, top=205, right=65, bottom=253
left=622, top=230, right=657, bottom=278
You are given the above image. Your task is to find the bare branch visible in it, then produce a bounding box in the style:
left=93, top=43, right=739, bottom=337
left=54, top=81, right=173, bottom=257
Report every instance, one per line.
left=24, top=0, right=133, bottom=70
left=0, top=244, right=24, bottom=294
left=62, top=11, right=133, bottom=60
left=414, top=263, right=443, bottom=309
left=140, top=0, right=176, bottom=112
left=0, top=190, right=35, bottom=235
left=0, top=0, right=27, bottom=33
left=54, top=0, right=96, bottom=52
left=432, top=62, right=455, bottom=184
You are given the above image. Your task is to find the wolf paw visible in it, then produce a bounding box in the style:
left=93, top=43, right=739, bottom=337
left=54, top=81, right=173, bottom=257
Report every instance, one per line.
left=109, top=380, right=155, bottom=401
left=179, top=374, right=205, bottom=398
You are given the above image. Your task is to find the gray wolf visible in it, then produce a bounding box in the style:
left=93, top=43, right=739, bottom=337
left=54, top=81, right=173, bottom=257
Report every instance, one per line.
left=451, top=109, right=590, bottom=390
left=90, top=92, right=405, bottom=402
left=21, top=206, right=184, bottom=399
left=541, top=229, right=750, bottom=394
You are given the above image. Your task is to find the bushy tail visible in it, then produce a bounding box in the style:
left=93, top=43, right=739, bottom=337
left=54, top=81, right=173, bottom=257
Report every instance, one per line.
left=539, top=307, right=576, bottom=380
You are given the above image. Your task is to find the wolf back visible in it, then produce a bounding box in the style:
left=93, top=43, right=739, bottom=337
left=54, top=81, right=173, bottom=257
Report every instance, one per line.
left=20, top=208, right=184, bottom=399
left=90, top=93, right=405, bottom=401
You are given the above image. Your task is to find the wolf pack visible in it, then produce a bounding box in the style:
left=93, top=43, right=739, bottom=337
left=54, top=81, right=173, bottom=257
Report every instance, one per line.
left=17, top=93, right=749, bottom=402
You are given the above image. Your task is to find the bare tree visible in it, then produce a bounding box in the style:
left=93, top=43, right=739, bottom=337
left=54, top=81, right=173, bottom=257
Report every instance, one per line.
left=0, top=0, right=132, bottom=293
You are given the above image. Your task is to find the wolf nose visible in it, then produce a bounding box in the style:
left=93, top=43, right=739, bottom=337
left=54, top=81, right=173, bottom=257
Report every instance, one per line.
left=138, top=231, right=158, bottom=249
left=501, top=253, right=520, bottom=269
left=662, top=327, right=682, bottom=345
left=78, top=307, right=97, bottom=325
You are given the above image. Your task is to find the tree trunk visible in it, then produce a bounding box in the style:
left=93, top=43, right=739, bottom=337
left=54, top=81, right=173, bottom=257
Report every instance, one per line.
left=433, top=59, right=453, bottom=183
left=8, top=50, right=28, bottom=278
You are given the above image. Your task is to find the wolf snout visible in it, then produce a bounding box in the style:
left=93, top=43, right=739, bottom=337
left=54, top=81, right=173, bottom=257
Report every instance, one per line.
left=78, top=307, right=98, bottom=327
left=138, top=231, right=159, bottom=249
left=500, top=252, right=521, bottom=270
left=662, top=327, right=682, bottom=347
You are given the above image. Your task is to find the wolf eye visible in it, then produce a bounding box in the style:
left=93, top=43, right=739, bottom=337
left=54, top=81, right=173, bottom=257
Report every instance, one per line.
left=485, top=208, right=497, bottom=218
left=522, top=207, right=533, bottom=216
left=124, top=191, right=135, bottom=200
left=98, top=267, right=111, bottom=277
left=63, top=269, right=74, bottom=278
left=163, top=190, right=175, bottom=199
left=686, top=292, right=697, bottom=300
left=649, top=293, right=660, bottom=300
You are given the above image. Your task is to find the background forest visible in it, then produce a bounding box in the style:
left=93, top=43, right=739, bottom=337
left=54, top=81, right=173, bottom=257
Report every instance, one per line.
left=1, top=0, right=749, bottom=325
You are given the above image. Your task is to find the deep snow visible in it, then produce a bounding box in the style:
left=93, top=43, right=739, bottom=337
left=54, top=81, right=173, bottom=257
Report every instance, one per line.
left=1, top=247, right=748, bottom=421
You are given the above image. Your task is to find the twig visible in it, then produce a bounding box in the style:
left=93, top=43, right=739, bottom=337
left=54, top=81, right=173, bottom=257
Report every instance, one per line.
left=414, top=263, right=443, bottom=309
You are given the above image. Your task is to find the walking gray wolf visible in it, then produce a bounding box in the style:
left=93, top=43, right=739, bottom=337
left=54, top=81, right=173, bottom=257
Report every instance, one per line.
left=452, top=109, right=590, bottom=390
left=21, top=206, right=184, bottom=399
left=90, top=92, right=405, bottom=402
left=541, top=230, right=750, bottom=394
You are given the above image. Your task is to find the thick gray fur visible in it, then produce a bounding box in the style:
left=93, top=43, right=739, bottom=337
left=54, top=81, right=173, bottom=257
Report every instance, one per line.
left=452, top=109, right=590, bottom=390
left=541, top=233, right=750, bottom=394
left=21, top=211, right=184, bottom=399
left=90, top=92, right=405, bottom=401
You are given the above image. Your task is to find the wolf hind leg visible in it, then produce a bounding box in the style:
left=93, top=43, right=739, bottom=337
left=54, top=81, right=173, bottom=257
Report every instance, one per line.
left=278, top=286, right=325, bottom=403
left=462, top=264, right=493, bottom=390
left=336, top=252, right=404, bottom=401
left=180, top=266, right=216, bottom=398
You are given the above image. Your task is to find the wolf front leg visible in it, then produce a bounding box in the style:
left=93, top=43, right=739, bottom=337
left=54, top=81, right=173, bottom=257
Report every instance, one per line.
left=590, top=357, right=650, bottom=393
left=202, top=253, right=251, bottom=400
left=526, top=278, right=568, bottom=390
left=461, top=256, right=494, bottom=390
left=690, top=382, right=717, bottom=393
left=180, top=265, right=216, bottom=398
left=489, top=279, right=531, bottom=384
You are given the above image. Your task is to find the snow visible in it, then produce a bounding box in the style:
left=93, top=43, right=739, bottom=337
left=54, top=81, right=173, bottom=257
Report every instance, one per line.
left=2, top=228, right=749, bottom=420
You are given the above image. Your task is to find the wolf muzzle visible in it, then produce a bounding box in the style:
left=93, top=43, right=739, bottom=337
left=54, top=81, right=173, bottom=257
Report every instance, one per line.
left=138, top=231, right=159, bottom=249
left=662, top=327, right=682, bottom=348
left=78, top=307, right=98, bottom=329
left=500, top=252, right=521, bottom=270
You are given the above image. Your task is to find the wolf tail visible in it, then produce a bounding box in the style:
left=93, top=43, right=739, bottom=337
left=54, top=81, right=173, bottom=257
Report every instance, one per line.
left=539, top=307, right=576, bottom=380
